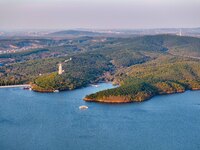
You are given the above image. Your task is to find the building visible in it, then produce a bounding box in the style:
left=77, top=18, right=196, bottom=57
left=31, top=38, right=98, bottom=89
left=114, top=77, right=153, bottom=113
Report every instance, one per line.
left=58, top=63, right=64, bottom=75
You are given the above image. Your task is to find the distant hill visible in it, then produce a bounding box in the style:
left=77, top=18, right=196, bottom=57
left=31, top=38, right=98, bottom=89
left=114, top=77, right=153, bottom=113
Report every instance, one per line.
left=48, top=30, right=103, bottom=37
left=48, top=28, right=200, bottom=37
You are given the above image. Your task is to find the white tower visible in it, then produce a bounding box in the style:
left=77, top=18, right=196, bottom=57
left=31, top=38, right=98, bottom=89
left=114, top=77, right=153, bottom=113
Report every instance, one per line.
left=58, top=63, right=64, bottom=75
left=58, top=58, right=71, bottom=75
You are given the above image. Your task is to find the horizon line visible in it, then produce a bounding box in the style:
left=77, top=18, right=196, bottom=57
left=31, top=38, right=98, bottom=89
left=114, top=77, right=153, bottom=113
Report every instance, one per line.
left=1, top=26, right=200, bottom=32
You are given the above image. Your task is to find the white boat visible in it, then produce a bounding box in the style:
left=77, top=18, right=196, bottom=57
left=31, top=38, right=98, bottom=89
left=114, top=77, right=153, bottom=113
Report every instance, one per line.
left=54, top=90, right=59, bottom=93
left=79, top=105, right=88, bottom=110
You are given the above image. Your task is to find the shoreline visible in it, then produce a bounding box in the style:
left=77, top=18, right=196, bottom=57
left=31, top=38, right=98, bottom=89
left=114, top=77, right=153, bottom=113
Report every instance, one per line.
left=1, top=83, right=199, bottom=104
left=84, top=88, right=200, bottom=104
left=31, top=81, right=115, bottom=93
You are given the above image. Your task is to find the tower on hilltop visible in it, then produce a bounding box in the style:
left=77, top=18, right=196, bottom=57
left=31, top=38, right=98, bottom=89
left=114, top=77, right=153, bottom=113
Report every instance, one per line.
left=58, top=63, right=64, bottom=75
left=58, top=58, right=72, bottom=75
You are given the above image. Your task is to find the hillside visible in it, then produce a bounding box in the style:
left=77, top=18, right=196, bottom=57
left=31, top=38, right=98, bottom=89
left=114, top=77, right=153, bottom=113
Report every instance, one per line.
left=0, top=53, right=111, bottom=88
left=84, top=55, right=200, bottom=103
left=1, top=34, right=200, bottom=96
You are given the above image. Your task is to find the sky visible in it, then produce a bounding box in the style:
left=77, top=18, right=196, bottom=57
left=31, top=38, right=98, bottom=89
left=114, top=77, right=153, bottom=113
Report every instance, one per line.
left=0, top=0, right=200, bottom=30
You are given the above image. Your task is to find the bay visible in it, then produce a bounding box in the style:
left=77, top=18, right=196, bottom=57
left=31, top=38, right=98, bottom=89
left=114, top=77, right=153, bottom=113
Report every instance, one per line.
left=0, top=83, right=200, bottom=150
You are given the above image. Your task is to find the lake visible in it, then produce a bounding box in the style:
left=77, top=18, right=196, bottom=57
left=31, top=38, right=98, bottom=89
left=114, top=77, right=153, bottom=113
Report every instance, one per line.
left=0, top=83, right=200, bottom=150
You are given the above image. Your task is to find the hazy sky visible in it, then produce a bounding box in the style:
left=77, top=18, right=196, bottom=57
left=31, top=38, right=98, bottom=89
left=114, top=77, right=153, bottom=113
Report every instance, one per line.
left=0, top=0, right=200, bottom=30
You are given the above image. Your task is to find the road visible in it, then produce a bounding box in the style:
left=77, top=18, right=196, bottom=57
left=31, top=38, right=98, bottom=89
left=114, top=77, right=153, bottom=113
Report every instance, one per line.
left=168, top=51, right=200, bottom=60
left=0, top=84, right=30, bottom=88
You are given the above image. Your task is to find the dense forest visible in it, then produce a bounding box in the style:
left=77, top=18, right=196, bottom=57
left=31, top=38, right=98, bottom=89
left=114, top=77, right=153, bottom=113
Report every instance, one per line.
left=31, top=53, right=112, bottom=92
left=1, top=34, right=200, bottom=100
left=85, top=56, right=200, bottom=102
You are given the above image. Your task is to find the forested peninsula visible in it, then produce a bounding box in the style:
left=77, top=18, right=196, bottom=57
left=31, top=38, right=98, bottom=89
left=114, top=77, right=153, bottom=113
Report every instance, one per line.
left=84, top=56, right=200, bottom=103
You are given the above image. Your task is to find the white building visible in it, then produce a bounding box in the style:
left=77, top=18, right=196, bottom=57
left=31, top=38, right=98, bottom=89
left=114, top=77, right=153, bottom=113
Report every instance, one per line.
left=58, top=63, right=64, bottom=75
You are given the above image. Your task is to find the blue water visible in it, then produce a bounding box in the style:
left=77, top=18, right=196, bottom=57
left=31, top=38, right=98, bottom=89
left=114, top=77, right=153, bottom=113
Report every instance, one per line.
left=0, top=83, right=200, bottom=150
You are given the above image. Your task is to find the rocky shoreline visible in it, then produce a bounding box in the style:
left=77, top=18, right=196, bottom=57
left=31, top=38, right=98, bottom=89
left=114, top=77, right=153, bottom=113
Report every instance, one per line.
left=83, top=88, right=199, bottom=103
